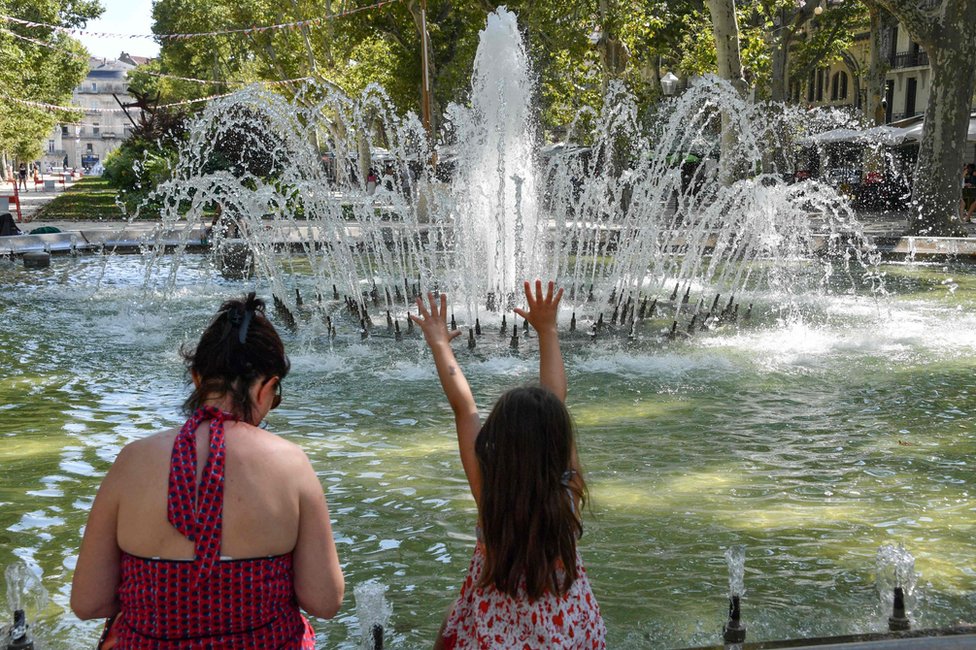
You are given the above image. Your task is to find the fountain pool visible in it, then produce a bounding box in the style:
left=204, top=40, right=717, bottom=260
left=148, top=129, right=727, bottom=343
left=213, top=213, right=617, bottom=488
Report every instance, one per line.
left=1, top=254, right=974, bottom=648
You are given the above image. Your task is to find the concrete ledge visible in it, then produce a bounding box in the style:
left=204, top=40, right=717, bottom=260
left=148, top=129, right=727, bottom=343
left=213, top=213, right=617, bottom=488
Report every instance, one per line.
left=0, top=232, right=87, bottom=255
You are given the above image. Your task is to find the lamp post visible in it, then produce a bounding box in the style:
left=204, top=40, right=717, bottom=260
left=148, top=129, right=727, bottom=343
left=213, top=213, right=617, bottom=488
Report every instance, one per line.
left=661, top=71, right=680, bottom=97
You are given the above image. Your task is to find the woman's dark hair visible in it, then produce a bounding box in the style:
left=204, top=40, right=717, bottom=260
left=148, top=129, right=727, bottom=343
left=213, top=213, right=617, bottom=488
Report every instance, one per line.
left=181, top=292, right=289, bottom=423
left=475, top=385, right=586, bottom=601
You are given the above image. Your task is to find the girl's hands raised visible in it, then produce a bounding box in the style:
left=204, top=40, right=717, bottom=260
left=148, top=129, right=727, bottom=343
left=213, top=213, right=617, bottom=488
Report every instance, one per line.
left=410, top=292, right=462, bottom=348
left=514, top=280, right=563, bottom=335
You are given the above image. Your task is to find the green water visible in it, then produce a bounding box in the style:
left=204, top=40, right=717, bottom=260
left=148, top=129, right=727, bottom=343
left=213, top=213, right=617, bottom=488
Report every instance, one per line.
left=0, top=255, right=974, bottom=648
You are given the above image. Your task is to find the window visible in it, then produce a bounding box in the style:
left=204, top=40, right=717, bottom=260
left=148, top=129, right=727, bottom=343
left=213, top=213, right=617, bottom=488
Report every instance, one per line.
left=831, top=72, right=849, bottom=101
left=93, top=124, right=100, bottom=135
left=48, top=140, right=55, bottom=153
left=816, top=69, right=824, bottom=101
left=905, top=77, right=917, bottom=116
left=86, top=143, right=93, bottom=152
left=91, top=82, right=97, bottom=92
left=61, top=125, right=68, bottom=136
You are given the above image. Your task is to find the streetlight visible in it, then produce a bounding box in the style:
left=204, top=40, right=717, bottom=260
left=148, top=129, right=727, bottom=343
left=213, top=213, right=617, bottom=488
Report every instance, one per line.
left=661, top=72, right=680, bottom=97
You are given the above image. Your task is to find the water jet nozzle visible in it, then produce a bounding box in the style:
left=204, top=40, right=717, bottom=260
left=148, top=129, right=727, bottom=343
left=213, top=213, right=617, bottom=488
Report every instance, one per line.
left=510, top=328, right=519, bottom=350
left=500, top=315, right=507, bottom=336
left=475, top=318, right=482, bottom=336
left=888, top=586, right=910, bottom=631
left=670, top=283, right=679, bottom=301
left=468, top=329, right=476, bottom=350
left=394, top=321, right=402, bottom=342
left=596, top=313, right=604, bottom=331
left=386, top=310, right=394, bottom=333
left=570, top=312, right=577, bottom=332
left=360, top=319, right=369, bottom=340
left=6, top=609, right=33, bottom=649
left=370, top=623, right=384, bottom=650
left=295, top=287, right=303, bottom=307
left=682, top=286, right=691, bottom=304
left=451, top=313, right=457, bottom=331
left=333, top=284, right=339, bottom=300
left=722, top=595, right=746, bottom=645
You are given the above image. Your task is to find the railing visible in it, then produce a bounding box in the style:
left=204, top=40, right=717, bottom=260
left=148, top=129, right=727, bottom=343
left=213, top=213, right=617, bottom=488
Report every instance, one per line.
left=890, top=50, right=928, bottom=69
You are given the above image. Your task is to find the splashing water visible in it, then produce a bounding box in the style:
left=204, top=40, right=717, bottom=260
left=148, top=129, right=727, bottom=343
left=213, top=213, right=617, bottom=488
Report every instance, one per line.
left=875, top=544, right=917, bottom=621
left=4, top=561, right=48, bottom=622
left=131, top=6, right=881, bottom=331
left=725, top=545, right=746, bottom=598
left=354, top=581, right=391, bottom=650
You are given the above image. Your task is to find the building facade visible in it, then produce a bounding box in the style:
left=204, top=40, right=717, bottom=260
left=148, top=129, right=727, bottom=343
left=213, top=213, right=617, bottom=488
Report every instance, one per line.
left=42, top=57, right=140, bottom=172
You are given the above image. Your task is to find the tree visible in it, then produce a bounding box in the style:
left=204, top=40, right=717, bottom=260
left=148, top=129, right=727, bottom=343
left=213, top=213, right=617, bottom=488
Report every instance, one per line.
left=0, top=0, right=101, bottom=178
left=865, top=0, right=976, bottom=235
left=864, top=5, right=896, bottom=125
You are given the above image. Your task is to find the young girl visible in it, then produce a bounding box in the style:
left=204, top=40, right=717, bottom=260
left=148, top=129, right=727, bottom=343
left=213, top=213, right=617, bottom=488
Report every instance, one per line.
left=411, top=280, right=606, bottom=649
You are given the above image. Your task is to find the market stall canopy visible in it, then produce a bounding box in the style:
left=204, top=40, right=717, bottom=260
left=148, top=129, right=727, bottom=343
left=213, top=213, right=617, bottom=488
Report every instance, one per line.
left=800, top=112, right=976, bottom=146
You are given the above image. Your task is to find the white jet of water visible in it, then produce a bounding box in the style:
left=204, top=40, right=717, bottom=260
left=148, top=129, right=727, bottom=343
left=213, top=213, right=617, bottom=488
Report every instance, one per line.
left=725, top=545, right=746, bottom=597
left=875, top=543, right=916, bottom=621
left=449, top=7, right=541, bottom=305
left=354, top=580, right=392, bottom=650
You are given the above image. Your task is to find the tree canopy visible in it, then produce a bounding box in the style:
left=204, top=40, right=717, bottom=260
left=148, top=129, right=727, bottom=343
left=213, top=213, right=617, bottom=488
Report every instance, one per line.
left=0, top=0, right=102, bottom=169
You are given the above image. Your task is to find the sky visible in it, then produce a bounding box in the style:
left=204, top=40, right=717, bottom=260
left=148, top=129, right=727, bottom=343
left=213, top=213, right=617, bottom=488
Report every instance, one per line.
left=77, top=0, right=160, bottom=60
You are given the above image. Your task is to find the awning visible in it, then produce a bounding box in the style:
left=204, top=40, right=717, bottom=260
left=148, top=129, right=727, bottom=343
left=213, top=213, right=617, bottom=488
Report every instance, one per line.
left=804, top=112, right=976, bottom=146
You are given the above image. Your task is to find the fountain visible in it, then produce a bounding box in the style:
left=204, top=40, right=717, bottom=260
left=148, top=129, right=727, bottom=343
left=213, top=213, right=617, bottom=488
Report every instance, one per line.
left=3, top=563, right=46, bottom=650
left=353, top=581, right=391, bottom=650
left=876, top=544, right=916, bottom=632
left=0, top=6, right=974, bottom=650
left=722, top=546, right=746, bottom=646
left=129, top=7, right=880, bottom=336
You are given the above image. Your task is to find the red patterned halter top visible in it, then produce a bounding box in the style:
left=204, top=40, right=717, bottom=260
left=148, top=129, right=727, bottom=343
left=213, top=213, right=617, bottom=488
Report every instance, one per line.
left=114, top=406, right=316, bottom=649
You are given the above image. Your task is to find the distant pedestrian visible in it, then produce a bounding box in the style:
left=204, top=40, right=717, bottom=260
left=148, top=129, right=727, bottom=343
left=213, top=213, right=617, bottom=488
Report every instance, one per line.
left=17, top=163, right=27, bottom=191
left=366, top=168, right=378, bottom=195
left=63, top=154, right=69, bottom=171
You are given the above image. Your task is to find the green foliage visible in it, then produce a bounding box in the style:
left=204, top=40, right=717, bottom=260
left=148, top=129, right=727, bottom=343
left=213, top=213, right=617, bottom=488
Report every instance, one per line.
left=0, top=0, right=101, bottom=163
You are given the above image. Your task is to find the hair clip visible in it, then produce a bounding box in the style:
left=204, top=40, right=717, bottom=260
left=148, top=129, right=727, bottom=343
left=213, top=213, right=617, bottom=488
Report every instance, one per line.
left=238, top=309, right=254, bottom=344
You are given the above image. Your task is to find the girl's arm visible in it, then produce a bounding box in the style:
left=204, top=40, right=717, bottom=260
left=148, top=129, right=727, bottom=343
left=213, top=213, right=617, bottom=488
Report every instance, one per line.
left=514, top=280, right=566, bottom=401
left=410, top=293, right=483, bottom=506
left=515, top=280, right=582, bottom=499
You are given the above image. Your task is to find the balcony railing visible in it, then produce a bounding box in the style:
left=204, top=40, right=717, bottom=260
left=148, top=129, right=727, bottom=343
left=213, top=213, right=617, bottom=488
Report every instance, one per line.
left=890, top=50, right=928, bottom=69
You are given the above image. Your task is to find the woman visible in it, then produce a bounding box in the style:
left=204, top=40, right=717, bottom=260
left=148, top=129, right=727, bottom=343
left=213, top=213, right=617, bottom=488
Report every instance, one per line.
left=71, top=293, right=343, bottom=648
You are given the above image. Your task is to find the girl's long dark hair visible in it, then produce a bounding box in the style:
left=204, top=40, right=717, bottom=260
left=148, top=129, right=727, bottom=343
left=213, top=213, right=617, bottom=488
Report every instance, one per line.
left=181, top=292, right=289, bottom=423
left=475, top=385, right=586, bottom=600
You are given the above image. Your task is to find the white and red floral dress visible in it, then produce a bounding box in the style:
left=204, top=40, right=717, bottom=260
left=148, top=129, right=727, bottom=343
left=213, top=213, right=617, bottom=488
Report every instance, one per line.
left=440, top=538, right=606, bottom=649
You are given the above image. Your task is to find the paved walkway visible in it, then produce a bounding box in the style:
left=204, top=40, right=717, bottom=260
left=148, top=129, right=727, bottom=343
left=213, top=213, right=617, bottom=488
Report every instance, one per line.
left=3, top=173, right=81, bottom=221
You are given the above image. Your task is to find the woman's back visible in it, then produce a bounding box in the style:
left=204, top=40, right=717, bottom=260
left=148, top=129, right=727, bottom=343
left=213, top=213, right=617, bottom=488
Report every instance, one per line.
left=115, top=418, right=307, bottom=560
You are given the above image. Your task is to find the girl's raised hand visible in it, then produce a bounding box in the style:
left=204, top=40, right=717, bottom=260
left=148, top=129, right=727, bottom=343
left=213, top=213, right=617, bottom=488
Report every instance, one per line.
left=409, top=292, right=462, bottom=348
left=514, top=280, right=563, bottom=334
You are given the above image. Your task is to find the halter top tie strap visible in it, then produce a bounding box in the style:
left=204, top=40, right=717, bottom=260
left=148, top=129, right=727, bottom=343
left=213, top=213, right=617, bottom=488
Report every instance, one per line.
left=168, top=405, right=235, bottom=577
